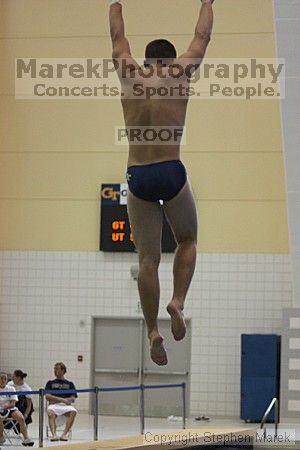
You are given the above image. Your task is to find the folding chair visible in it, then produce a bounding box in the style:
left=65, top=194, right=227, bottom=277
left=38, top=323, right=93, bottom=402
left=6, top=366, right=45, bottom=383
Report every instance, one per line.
left=45, top=403, right=72, bottom=440
left=3, top=417, right=23, bottom=445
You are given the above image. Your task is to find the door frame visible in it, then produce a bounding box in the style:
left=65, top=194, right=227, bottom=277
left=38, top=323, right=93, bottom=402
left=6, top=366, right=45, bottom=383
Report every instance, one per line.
left=90, top=315, right=191, bottom=416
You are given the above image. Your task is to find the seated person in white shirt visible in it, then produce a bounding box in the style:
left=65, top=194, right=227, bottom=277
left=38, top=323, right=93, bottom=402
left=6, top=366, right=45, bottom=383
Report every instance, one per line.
left=0, top=371, right=34, bottom=446
left=7, top=369, right=34, bottom=425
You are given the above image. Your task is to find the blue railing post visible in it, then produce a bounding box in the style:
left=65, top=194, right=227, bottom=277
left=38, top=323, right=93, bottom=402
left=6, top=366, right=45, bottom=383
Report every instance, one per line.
left=139, top=384, right=145, bottom=435
left=182, top=382, right=186, bottom=430
left=38, top=388, right=44, bottom=448
left=93, top=386, right=99, bottom=441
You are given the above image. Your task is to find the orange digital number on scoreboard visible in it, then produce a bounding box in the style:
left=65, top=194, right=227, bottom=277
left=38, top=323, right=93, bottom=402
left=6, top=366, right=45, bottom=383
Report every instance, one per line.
left=111, top=233, right=125, bottom=242
left=111, top=221, right=126, bottom=230
left=110, top=221, right=134, bottom=243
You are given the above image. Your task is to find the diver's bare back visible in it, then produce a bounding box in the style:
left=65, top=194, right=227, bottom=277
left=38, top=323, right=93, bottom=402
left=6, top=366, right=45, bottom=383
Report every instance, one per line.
left=121, top=67, right=189, bottom=167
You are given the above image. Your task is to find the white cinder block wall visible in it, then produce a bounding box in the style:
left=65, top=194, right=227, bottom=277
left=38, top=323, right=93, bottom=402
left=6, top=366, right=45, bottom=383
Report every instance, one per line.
left=274, top=0, right=300, bottom=306
left=0, top=250, right=292, bottom=417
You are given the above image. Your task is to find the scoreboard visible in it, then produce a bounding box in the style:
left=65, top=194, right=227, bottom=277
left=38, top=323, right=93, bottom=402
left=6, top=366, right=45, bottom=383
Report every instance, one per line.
left=100, top=184, right=176, bottom=253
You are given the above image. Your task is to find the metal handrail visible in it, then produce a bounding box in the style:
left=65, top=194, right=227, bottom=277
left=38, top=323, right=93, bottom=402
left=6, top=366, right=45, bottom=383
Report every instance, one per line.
left=0, top=382, right=186, bottom=446
left=260, top=397, right=279, bottom=438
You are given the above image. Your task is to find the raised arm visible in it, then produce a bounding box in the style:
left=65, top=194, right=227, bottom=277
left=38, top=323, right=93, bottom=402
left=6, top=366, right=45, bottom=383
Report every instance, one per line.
left=109, top=0, right=131, bottom=58
left=109, top=0, right=139, bottom=77
left=178, top=0, right=214, bottom=66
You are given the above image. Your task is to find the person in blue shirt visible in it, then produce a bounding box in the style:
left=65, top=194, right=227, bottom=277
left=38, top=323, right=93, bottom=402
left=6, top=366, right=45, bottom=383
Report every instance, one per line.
left=45, top=362, right=77, bottom=442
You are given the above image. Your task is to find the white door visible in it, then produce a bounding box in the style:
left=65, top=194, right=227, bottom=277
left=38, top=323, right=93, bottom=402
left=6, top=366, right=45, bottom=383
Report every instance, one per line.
left=91, top=317, right=190, bottom=417
left=92, top=318, right=142, bottom=416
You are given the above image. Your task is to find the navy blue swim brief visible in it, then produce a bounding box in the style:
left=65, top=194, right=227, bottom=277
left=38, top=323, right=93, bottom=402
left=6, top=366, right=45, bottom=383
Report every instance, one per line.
left=126, top=160, right=187, bottom=202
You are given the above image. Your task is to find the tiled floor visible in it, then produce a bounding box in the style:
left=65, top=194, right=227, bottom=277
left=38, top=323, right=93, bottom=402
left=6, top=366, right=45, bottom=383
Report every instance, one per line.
left=2, top=414, right=300, bottom=449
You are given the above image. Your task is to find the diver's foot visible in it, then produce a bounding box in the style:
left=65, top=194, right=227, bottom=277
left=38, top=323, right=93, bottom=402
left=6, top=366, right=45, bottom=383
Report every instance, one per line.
left=149, top=333, right=168, bottom=366
left=167, top=301, right=186, bottom=341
